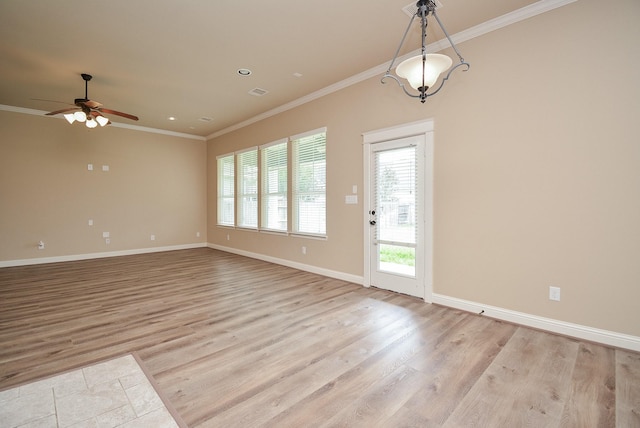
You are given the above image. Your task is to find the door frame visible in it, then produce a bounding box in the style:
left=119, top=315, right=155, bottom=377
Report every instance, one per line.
left=362, top=119, right=434, bottom=302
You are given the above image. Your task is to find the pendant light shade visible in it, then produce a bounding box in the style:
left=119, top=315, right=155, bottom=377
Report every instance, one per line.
left=64, top=113, right=76, bottom=124
left=382, top=0, right=469, bottom=103
left=396, top=54, right=453, bottom=91
left=85, top=118, right=98, bottom=128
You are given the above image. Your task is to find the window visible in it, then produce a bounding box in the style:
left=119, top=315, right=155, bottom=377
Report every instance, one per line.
left=237, top=148, right=258, bottom=228
left=217, top=154, right=235, bottom=226
left=216, top=127, right=327, bottom=236
left=261, top=139, right=288, bottom=232
left=292, top=128, right=326, bottom=236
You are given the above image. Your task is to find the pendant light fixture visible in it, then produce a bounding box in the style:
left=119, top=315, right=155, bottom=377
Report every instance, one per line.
left=382, top=0, right=470, bottom=103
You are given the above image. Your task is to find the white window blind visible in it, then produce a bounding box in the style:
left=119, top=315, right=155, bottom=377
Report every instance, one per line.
left=374, top=145, right=417, bottom=246
left=292, top=129, right=326, bottom=236
left=260, top=139, right=288, bottom=232
left=217, top=154, right=235, bottom=226
left=237, top=148, right=258, bottom=228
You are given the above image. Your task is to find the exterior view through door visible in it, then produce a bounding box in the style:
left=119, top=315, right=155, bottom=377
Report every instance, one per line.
left=363, top=120, right=433, bottom=300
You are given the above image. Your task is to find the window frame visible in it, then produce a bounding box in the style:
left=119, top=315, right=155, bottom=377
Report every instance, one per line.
left=236, top=147, right=259, bottom=229
left=291, top=127, right=327, bottom=238
left=216, top=153, right=235, bottom=227
left=260, top=138, right=288, bottom=233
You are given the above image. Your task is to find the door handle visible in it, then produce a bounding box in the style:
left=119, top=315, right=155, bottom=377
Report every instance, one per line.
left=369, top=220, right=376, bottom=225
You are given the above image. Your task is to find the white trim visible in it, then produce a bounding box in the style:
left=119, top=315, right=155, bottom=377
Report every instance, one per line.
left=362, top=119, right=434, bottom=144
left=0, top=243, right=207, bottom=268
left=207, top=243, right=363, bottom=285
left=109, top=122, right=206, bottom=141
left=432, top=293, right=640, bottom=352
left=0, top=104, right=205, bottom=141
left=425, top=0, right=578, bottom=54
left=216, top=152, right=234, bottom=161
left=290, top=127, right=327, bottom=142
left=203, top=244, right=639, bottom=351
left=259, top=137, right=288, bottom=150
left=362, top=119, right=434, bottom=302
left=235, top=145, right=258, bottom=155
left=206, top=0, right=577, bottom=140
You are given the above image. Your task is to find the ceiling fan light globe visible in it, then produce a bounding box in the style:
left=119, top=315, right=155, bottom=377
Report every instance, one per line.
left=85, top=118, right=98, bottom=128
left=74, top=111, right=87, bottom=122
left=63, top=113, right=76, bottom=124
left=96, top=116, right=109, bottom=127
left=396, top=53, right=453, bottom=90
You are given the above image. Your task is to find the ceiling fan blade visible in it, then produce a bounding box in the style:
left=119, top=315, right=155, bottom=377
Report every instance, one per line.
left=45, top=107, right=80, bottom=116
left=98, top=108, right=139, bottom=121
left=84, top=100, right=102, bottom=109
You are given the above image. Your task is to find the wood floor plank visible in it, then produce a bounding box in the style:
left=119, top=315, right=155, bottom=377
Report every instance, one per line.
left=200, top=305, right=447, bottom=428
left=321, top=365, right=430, bottom=428
left=616, top=349, right=640, bottom=427
left=261, top=309, right=467, bottom=428
left=385, top=314, right=517, bottom=426
left=1, top=248, right=639, bottom=427
left=442, top=327, right=580, bottom=428
left=560, top=342, right=616, bottom=427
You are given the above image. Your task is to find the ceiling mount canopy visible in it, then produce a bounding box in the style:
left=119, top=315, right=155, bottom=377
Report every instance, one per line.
left=382, top=0, right=470, bottom=103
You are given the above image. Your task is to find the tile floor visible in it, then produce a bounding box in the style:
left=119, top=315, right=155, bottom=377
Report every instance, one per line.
left=0, top=354, right=182, bottom=428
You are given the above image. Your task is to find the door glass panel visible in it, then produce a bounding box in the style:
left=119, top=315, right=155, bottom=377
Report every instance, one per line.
left=379, top=243, right=415, bottom=276
left=374, top=145, right=417, bottom=277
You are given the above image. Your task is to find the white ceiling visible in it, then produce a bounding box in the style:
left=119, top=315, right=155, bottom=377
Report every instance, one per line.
left=0, top=0, right=539, bottom=138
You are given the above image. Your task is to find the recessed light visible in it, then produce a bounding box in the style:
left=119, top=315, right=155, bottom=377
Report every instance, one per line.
left=293, top=72, right=303, bottom=78
left=198, top=117, right=214, bottom=122
left=168, top=116, right=176, bottom=121
left=237, top=68, right=252, bottom=76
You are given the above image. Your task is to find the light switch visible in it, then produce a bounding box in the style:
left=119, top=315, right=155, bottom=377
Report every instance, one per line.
left=87, top=163, right=93, bottom=171
left=345, top=195, right=358, bottom=204
left=102, top=165, right=109, bottom=172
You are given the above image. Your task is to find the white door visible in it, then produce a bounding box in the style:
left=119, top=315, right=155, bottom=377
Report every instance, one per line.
left=363, top=120, right=433, bottom=300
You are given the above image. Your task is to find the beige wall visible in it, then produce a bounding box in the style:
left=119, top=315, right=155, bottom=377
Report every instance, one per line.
left=0, top=110, right=207, bottom=261
left=208, top=0, right=640, bottom=337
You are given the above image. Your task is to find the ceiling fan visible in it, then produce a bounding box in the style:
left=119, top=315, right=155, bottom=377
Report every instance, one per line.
left=44, top=73, right=139, bottom=128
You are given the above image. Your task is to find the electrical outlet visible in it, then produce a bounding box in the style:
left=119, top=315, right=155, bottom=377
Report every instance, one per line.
left=302, top=246, right=307, bottom=255
left=226, top=234, right=230, bottom=241
left=150, top=234, right=156, bottom=241
left=549, top=286, right=561, bottom=301
left=38, top=241, right=45, bottom=250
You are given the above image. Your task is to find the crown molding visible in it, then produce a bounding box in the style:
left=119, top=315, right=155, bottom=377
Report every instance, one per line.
left=207, top=0, right=578, bottom=141
left=0, top=104, right=206, bottom=141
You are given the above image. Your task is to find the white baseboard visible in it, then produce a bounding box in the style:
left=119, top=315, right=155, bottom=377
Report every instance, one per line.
left=432, top=293, right=640, bottom=352
left=5, top=243, right=637, bottom=352
left=207, top=243, right=364, bottom=285
left=0, top=243, right=208, bottom=268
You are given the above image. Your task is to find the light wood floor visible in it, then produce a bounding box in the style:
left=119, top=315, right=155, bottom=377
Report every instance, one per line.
left=1, top=248, right=639, bottom=427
